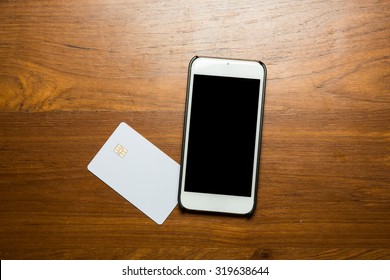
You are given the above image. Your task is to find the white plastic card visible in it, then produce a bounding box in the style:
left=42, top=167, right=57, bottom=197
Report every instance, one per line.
left=87, top=122, right=179, bottom=225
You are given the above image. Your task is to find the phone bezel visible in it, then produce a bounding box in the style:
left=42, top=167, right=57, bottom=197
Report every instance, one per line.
left=178, top=56, right=266, bottom=215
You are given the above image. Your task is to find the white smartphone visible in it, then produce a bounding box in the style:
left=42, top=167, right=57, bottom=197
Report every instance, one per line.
left=178, top=56, right=267, bottom=215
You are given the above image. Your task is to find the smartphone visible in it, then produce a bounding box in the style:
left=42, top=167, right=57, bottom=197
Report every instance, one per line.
left=178, top=56, right=267, bottom=215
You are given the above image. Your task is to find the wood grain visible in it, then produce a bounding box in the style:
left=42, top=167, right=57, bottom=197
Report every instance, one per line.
left=0, top=0, right=389, bottom=259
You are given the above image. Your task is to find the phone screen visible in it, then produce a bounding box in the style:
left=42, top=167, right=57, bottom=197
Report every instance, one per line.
left=184, top=74, right=261, bottom=197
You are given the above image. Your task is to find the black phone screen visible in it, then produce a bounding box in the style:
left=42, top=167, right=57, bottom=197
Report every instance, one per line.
left=184, top=74, right=261, bottom=197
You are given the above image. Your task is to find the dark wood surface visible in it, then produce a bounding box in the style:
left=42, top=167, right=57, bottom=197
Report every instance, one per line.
left=0, top=0, right=389, bottom=259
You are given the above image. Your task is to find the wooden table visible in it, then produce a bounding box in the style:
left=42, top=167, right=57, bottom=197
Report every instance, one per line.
left=1, top=0, right=389, bottom=260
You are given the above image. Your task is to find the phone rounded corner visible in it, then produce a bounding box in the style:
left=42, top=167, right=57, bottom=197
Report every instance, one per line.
left=188, top=56, right=200, bottom=69
left=178, top=201, right=188, bottom=212
left=256, top=60, right=267, bottom=76
left=177, top=193, right=189, bottom=212
left=245, top=201, right=257, bottom=216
